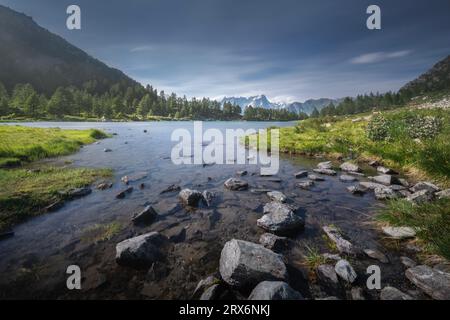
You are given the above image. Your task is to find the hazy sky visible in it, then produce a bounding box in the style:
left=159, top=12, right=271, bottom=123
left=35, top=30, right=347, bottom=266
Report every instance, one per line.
left=1, top=0, right=449, bottom=102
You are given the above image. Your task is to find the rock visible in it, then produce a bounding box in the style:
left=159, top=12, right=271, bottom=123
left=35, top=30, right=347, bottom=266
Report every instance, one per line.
left=121, top=173, right=147, bottom=184
left=257, top=202, right=304, bottom=235
left=390, top=184, right=407, bottom=191
left=374, top=187, right=399, bottom=200
left=313, top=168, right=337, bottom=176
left=340, top=162, right=360, bottom=172
left=143, top=129, right=147, bottom=133
left=193, top=275, right=220, bottom=299
left=410, top=182, right=440, bottom=194
left=202, top=190, right=215, bottom=206
left=347, top=171, right=365, bottom=176
left=370, top=174, right=399, bottom=186
left=66, top=187, right=92, bottom=198
left=316, top=264, right=341, bottom=295
left=115, top=232, right=167, bottom=268
left=219, top=239, right=288, bottom=288
left=224, top=178, right=249, bottom=191
left=322, top=225, right=355, bottom=255
left=160, top=184, right=181, bottom=194
left=434, top=264, right=450, bottom=273
left=436, top=189, right=450, bottom=199
left=97, top=182, right=113, bottom=190
left=267, top=191, right=287, bottom=203
left=377, top=166, right=398, bottom=175
left=259, top=233, right=289, bottom=252
left=103, top=148, right=112, bottom=152
left=347, top=185, right=366, bottom=195
left=339, top=175, right=357, bottom=182
left=115, top=186, right=133, bottom=199
left=250, top=188, right=272, bottom=194
left=294, top=170, right=308, bottom=178
left=400, top=256, right=417, bottom=268
left=200, top=284, right=221, bottom=300
left=382, top=226, right=416, bottom=239
left=406, top=190, right=434, bottom=204
left=236, top=170, right=248, bottom=176
left=308, top=174, right=325, bottom=181
left=248, top=281, right=303, bottom=300
left=178, top=189, right=203, bottom=206
left=405, top=265, right=450, bottom=300
left=369, top=160, right=380, bottom=167
left=317, top=296, right=339, bottom=300
left=317, top=161, right=333, bottom=169
left=132, top=206, right=158, bottom=225
left=350, top=287, right=365, bottom=300
left=398, top=178, right=410, bottom=187
left=297, top=180, right=315, bottom=189
left=322, top=253, right=342, bottom=262
left=380, top=286, right=413, bottom=300
left=363, top=249, right=389, bottom=263
left=359, top=181, right=386, bottom=190
left=335, top=259, right=357, bottom=283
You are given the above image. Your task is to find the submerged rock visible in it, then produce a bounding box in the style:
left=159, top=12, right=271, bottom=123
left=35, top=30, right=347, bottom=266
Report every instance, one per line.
left=259, top=233, right=289, bottom=252
left=317, top=161, right=333, bottom=169
left=363, top=248, right=389, bottom=263
left=340, top=162, right=360, bottom=172
left=308, top=174, right=325, bottom=181
left=202, top=190, right=215, bottom=207
left=257, top=202, right=304, bottom=235
left=297, top=180, right=315, bottom=189
left=267, top=191, right=287, bottom=203
left=248, top=281, right=303, bottom=300
left=380, top=286, right=413, bottom=300
left=115, top=186, right=133, bottom=199
left=294, top=170, right=308, bottom=178
left=334, top=259, right=357, bottom=283
left=115, top=232, right=167, bottom=268
left=313, top=168, right=337, bottom=176
left=382, top=226, right=416, bottom=239
left=347, top=185, right=367, bottom=195
left=405, top=265, right=450, bottom=300
left=97, top=182, right=113, bottom=190
left=322, top=225, right=356, bottom=255
left=339, top=175, right=357, bottom=182
left=160, top=184, right=181, bottom=194
left=132, top=206, right=158, bottom=225
left=236, top=170, right=248, bottom=176
left=224, top=178, right=249, bottom=191
left=103, top=148, right=112, bottom=152
left=178, top=189, right=203, bottom=206
left=219, top=239, right=288, bottom=288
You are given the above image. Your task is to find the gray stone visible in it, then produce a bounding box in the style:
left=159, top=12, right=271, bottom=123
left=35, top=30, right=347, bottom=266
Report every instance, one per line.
left=193, top=275, right=220, bottom=299
left=405, top=265, right=450, bottom=300
left=377, top=166, right=398, bottom=175
left=297, top=180, right=315, bottom=189
left=400, top=256, right=417, bottom=268
left=370, top=174, right=399, bottom=186
left=374, top=187, right=399, bottom=200
left=224, top=178, right=249, bottom=191
left=347, top=185, right=367, bottom=195
left=436, top=189, right=450, bottom=199
left=115, top=186, right=133, bottom=199
left=340, top=162, right=360, bottom=172
left=160, top=184, right=181, bottom=194
left=399, top=178, right=410, bottom=187
left=308, top=174, right=325, bottom=181
left=382, top=226, right=416, bottom=239
left=410, top=182, right=440, bottom=194
left=363, top=249, right=389, bottom=263
left=179, top=189, right=203, bottom=206
left=294, top=171, right=308, bottom=178
left=359, top=181, right=386, bottom=190
left=248, top=281, right=303, bottom=300
left=380, top=286, right=413, bottom=300
left=316, top=264, right=341, bottom=295
left=322, top=253, right=342, bottom=262
left=115, top=232, right=167, bottom=268
left=267, top=191, right=287, bottom=203
left=335, top=259, right=357, bottom=283
left=313, top=168, right=337, bottom=176
left=339, top=175, right=357, bottom=182
left=257, top=202, right=304, bottom=235
left=406, top=190, right=434, bottom=204
left=132, top=206, right=158, bottom=225
left=322, top=225, right=355, bottom=255
left=219, top=239, right=288, bottom=288
left=259, top=233, right=289, bottom=252
left=200, top=284, right=221, bottom=300
left=202, top=190, right=215, bottom=206
left=317, top=161, right=333, bottom=169
left=103, top=148, right=112, bottom=152
left=236, top=170, right=248, bottom=176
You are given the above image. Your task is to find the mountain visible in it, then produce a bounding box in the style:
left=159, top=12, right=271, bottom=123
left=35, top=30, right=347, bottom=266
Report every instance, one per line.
left=400, top=55, right=450, bottom=96
left=221, top=95, right=341, bottom=115
left=0, top=5, right=139, bottom=95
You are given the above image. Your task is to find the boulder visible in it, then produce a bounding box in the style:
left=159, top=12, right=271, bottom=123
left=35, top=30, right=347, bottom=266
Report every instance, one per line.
left=313, top=168, right=337, bottom=176
left=224, top=178, right=249, bottom=191
left=308, top=174, right=325, bottom=181
left=219, top=239, right=288, bottom=288
left=334, top=259, right=357, bottom=283
left=400, top=256, right=417, bottom=269
left=359, top=181, right=386, bottom=190
left=347, top=185, right=367, bottom=195
left=406, top=190, right=434, bottom=204
left=436, top=189, right=450, bottom=199
left=317, top=161, right=333, bottom=169
left=294, top=171, right=308, bottom=178
left=405, top=265, right=450, bottom=300
left=115, top=232, right=167, bottom=268
left=248, top=281, right=303, bottom=300
left=339, top=175, right=357, bottom=182
left=316, top=264, right=341, bottom=295
left=132, top=206, right=158, bottom=225
left=382, top=226, right=416, bottom=239
left=363, top=249, right=389, bottom=263
left=297, top=180, right=315, bottom=189
left=267, top=191, right=287, bottom=203
left=202, top=190, right=215, bottom=207
left=370, top=174, right=399, bottom=186
left=259, top=233, right=289, bottom=252
left=179, top=189, right=203, bottom=206
left=115, top=186, right=133, bottom=199
left=410, top=182, right=440, bottom=194
left=374, top=187, right=399, bottom=200
left=257, top=202, right=304, bottom=235
left=380, top=286, right=413, bottom=300
left=322, top=225, right=356, bottom=255
left=377, top=166, right=398, bottom=175
left=340, top=162, right=360, bottom=172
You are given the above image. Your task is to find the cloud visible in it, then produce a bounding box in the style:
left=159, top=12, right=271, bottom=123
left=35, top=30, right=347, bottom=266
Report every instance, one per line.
left=350, top=50, right=412, bottom=64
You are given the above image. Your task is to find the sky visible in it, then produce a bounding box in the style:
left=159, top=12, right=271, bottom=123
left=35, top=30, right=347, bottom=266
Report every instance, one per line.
left=1, top=0, right=449, bottom=102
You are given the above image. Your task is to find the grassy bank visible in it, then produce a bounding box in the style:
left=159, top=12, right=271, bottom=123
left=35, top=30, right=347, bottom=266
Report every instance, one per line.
left=0, top=125, right=111, bottom=231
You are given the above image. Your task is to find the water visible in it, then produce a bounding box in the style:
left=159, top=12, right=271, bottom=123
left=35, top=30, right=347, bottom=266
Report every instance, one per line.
left=0, top=121, right=414, bottom=299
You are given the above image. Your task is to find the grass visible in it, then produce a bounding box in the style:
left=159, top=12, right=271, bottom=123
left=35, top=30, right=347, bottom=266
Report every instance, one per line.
left=377, top=198, right=450, bottom=260
left=82, top=222, right=123, bottom=243
left=0, top=125, right=109, bottom=167
left=0, top=167, right=112, bottom=231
